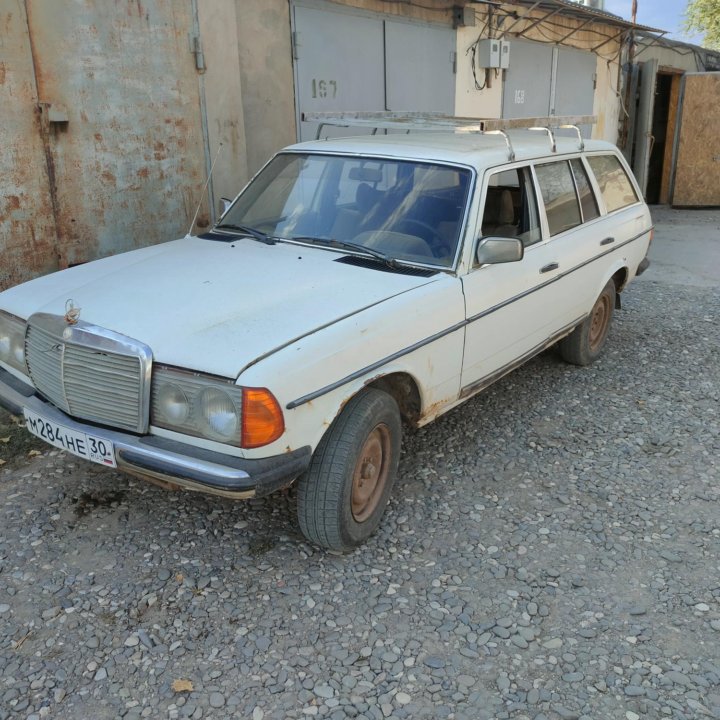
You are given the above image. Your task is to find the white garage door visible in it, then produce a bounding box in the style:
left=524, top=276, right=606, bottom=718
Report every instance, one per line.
left=502, top=40, right=596, bottom=138
left=292, top=1, right=456, bottom=141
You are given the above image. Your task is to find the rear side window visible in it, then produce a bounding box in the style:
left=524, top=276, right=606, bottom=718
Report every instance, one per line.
left=587, top=154, right=639, bottom=213
left=570, top=158, right=600, bottom=222
left=535, top=161, right=581, bottom=236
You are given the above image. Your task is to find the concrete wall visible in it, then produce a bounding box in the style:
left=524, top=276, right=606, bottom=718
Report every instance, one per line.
left=235, top=0, right=297, bottom=180
left=635, top=41, right=704, bottom=73
left=197, top=2, right=249, bottom=216
left=456, top=28, right=504, bottom=118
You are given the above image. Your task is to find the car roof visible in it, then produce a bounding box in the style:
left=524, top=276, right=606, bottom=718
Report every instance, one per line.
left=285, top=132, right=618, bottom=170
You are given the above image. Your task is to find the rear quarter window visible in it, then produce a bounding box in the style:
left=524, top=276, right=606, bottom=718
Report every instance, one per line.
left=534, top=160, right=582, bottom=237
left=587, top=154, right=639, bottom=213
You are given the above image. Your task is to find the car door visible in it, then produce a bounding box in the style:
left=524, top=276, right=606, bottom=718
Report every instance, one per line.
left=459, top=164, right=570, bottom=395
left=531, top=154, right=648, bottom=330
left=528, top=156, right=603, bottom=328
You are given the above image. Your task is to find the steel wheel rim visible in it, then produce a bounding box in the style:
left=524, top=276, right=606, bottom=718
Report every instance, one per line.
left=589, top=293, right=611, bottom=352
left=351, top=423, right=391, bottom=523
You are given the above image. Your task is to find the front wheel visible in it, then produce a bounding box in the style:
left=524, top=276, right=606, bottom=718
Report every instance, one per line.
left=559, top=279, right=616, bottom=366
left=296, top=389, right=401, bottom=552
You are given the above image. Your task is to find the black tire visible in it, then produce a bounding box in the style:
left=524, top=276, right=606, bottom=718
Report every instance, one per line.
left=559, top=279, right=616, bottom=366
left=297, top=389, right=401, bottom=552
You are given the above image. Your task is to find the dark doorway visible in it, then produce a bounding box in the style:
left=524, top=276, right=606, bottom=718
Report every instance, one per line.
left=645, top=73, right=673, bottom=204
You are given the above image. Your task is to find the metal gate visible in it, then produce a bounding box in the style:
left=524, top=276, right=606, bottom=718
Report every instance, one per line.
left=0, top=0, right=207, bottom=289
left=292, top=1, right=455, bottom=141
left=632, top=59, right=659, bottom=198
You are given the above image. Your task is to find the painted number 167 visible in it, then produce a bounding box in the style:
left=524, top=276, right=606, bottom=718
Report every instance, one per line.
left=311, top=79, right=337, bottom=99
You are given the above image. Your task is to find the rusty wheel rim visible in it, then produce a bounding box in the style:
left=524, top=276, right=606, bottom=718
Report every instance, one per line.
left=351, top=424, right=391, bottom=523
left=589, top=292, right=612, bottom=353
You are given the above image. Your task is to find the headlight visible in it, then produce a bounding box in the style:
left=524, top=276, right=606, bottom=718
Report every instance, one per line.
left=198, top=387, right=239, bottom=440
left=0, top=310, right=28, bottom=375
left=155, top=383, right=190, bottom=425
left=151, top=366, right=284, bottom=448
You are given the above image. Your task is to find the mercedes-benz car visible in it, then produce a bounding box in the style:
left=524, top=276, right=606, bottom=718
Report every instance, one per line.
left=0, top=121, right=651, bottom=552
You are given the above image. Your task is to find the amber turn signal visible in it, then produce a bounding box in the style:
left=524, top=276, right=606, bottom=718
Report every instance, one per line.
left=241, top=387, right=285, bottom=448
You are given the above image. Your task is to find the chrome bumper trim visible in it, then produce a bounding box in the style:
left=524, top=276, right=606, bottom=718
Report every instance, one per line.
left=0, top=368, right=310, bottom=497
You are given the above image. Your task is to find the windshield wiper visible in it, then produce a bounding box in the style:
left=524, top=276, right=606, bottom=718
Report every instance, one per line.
left=214, top=223, right=277, bottom=245
left=290, top=236, right=401, bottom=269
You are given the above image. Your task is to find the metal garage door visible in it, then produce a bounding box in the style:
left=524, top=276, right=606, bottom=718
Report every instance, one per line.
left=293, top=1, right=455, bottom=141
left=503, top=40, right=596, bottom=137
left=554, top=45, right=597, bottom=137
left=1, top=0, right=206, bottom=288
left=502, top=40, right=554, bottom=119
left=292, top=4, right=385, bottom=141
left=384, top=20, right=455, bottom=112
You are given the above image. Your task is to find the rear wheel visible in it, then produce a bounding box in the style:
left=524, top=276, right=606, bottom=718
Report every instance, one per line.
left=297, top=389, right=401, bottom=552
left=559, top=279, right=616, bottom=366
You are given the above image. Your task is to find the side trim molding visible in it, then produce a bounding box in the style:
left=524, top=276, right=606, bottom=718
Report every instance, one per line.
left=286, top=228, right=651, bottom=410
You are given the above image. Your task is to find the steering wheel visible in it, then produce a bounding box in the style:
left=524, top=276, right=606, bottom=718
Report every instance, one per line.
left=390, top=219, right=450, bottom=258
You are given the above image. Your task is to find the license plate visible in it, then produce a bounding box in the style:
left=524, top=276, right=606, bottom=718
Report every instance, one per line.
left=23, top=409, right=117, bottom=468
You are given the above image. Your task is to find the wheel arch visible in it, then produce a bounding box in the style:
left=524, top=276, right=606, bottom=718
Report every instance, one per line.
left=363, top=371, right=423, bottom=428
left=610, top=266, right=629, bottom=309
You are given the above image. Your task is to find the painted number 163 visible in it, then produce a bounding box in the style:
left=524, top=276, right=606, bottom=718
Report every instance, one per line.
left=311, top=79, right=338, bottom=99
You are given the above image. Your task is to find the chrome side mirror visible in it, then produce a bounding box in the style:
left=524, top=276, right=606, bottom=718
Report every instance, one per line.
left=218, top=197, right=233, bottom=217
left=475, top=236, right=524, bottom=265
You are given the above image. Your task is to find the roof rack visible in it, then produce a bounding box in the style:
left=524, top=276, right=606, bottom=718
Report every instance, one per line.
left=302, top=111, right=597, bottom=161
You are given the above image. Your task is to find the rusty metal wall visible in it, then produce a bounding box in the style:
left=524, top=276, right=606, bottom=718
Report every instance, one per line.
left=1, top=0, right=208, bottom=290
left=0, top=2, right=59, bottom=289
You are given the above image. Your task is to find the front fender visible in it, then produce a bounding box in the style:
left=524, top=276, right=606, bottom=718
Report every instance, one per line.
left=237, top=275, right=466, bottom=457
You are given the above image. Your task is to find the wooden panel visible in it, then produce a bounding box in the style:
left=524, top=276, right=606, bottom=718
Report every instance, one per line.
left=672, top=73, right=720, bottom=207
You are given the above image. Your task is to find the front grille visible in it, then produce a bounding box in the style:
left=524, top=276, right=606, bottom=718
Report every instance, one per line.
left=25, top=315, right=151, bottom=433
left=25, top=324, right=68, bottom=413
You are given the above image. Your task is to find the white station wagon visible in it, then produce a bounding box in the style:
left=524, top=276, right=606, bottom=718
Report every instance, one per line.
left=0, top=113, right=651, bottom=551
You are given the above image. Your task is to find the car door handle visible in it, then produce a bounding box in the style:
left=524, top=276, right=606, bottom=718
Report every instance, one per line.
left=600, top=237, right=615, bottom=246
left=540, top=262, right=559, bottom=273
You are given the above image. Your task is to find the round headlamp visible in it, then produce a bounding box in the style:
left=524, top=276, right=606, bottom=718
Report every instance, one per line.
left=156, top=383, right=190, bottom=424
left=197, top=387, right=239, bottom=440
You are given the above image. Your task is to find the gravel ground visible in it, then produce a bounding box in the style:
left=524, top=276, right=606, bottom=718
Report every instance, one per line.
left=1, top=245, right=719, bottom=719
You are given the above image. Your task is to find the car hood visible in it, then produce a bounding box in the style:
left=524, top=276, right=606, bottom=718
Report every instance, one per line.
left=1, top=235, right=437, bottom=377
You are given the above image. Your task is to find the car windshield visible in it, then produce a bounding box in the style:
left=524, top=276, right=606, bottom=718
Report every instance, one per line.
left=218, top=153, right=472, bottom=268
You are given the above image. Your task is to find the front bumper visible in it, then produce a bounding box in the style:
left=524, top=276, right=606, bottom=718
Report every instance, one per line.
left=0, top=368, right=311, bottom=499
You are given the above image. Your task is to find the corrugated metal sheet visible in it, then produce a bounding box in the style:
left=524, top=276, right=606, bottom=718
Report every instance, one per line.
left=1, top=0, right=207, bottom=289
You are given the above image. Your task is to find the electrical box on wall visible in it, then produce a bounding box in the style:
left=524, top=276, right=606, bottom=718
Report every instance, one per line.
left=476, top=39, right=501, bottom=68
left=500, top=40, right=511, bottom=68
left=476, top=39, right=511, bottom=69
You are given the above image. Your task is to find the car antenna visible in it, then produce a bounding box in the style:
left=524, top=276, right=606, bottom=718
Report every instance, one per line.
left=187, top=142, right=223, bottom=237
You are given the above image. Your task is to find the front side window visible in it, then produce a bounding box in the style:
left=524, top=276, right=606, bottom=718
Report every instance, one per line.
left=480, top=166, right=541, bottom=248
left=535, top=160, right=582, bottom=236
left=220, top=153, right=472, bottom=268
left=587, top=154, right=639, bottom=213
